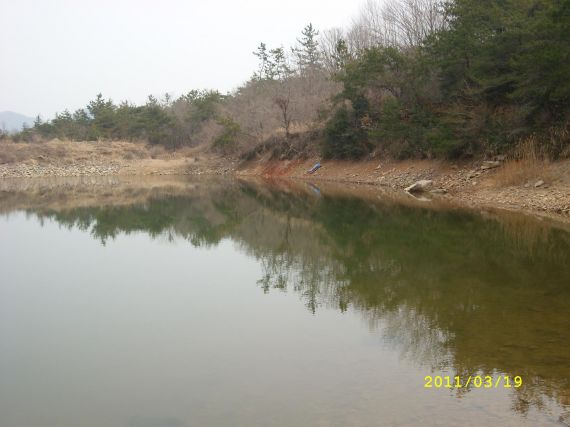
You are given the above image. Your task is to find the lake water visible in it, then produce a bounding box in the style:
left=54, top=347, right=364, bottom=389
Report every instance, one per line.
left=1, top=177, right=569, bottom=427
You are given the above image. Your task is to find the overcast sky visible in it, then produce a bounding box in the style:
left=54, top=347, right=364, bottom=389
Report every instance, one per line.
left=0, top=0, right=360, bottom=119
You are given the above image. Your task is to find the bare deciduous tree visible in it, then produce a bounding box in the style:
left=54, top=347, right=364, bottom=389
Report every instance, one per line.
left=320, top=27, right=346, bottom=73
left=382, top=0, right=446, bottom=49
left=274, top=92, right=292, bottom=140
left=346, top=0, right=446, bottom=53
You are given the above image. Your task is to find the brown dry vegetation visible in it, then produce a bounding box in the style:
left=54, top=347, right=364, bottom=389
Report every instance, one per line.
left=493, top=137, right=554, bottom=187
left=492, top=133, right=570, bottom=187
left=0, top=139, right=201, bottom=165
left=213, top=71, right=340, bottom=156
left=0, top=138, right=237, bottom=179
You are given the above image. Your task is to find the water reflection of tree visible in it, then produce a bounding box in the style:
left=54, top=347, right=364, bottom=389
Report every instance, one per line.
left=236, top=185, right=570, bottom=419
left=19, top=179, right=570, bottom=419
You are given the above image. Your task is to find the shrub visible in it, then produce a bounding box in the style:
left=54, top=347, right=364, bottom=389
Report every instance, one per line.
left=213, top=117, right=240, bottom=154
left=322, top=107, right=371, bottom=159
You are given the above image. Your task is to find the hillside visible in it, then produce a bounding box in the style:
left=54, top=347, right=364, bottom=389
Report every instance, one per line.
left=7, top=0, right=569, bottom=162
left=0, top=111, right=34, bottom=133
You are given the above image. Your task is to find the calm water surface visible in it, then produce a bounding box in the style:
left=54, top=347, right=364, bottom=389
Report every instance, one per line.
left=0, top=177, right=569, bottom=427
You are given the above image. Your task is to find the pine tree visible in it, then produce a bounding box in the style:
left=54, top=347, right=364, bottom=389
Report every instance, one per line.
left=332, top=38, right=351, bottom=71
left=269, top=47, right=291, bottom=80
left=87, top=94, right=117, bottom=138
left=253, top=42, right=272, bottom=80
left=293, top=23, right=322, bottom=72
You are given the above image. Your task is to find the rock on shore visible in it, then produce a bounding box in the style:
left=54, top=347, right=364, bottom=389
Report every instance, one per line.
left=405, top=180, right=433, bottom=193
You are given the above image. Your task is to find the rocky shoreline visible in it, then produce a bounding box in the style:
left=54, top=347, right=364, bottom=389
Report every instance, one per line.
left=236, top=157, right=570, bottom=222
left=0, top=158, right=235, bottom=179
left=0, top=162, right=124, bottom=178
left=1, top=154, right=569, bottom=222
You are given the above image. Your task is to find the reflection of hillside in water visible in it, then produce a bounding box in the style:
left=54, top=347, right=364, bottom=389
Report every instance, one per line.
left=3, top=177, right=570, bottom=419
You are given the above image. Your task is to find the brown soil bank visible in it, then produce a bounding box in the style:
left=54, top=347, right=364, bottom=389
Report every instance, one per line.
left=236, top=157, right=570, bottom=222
left=1, top=140, right=569, bottom=222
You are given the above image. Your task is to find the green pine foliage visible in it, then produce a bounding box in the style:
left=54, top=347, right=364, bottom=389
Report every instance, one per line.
left=14, top=91, right=225, bottom=149
left=323, top=0, right=570, bottom=159
left=213, top=116, right=241, bottom=153
left=323, top=106, right=371, bottom=158
left=11, top=2, right=570, bottom=160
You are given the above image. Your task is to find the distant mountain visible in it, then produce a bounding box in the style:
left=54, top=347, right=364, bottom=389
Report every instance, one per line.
left=0, top=111, right=35, bottom=133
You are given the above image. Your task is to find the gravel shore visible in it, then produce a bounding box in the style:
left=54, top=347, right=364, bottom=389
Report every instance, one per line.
left=1, top=150, right=568, bottom=222
left=0, top=162, right=123, bottom=178
left=237, top=157, right=570, bottom=222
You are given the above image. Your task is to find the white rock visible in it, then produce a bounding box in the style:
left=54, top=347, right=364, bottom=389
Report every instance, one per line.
left=405, top=180, right=433, bottom=193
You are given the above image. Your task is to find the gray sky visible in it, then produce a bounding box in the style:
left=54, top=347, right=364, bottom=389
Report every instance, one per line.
left=1, top=0, right=359, bottom=119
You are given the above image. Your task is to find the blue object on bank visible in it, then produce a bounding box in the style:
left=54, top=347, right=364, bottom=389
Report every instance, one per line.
left=307, top=163, right=321, bottom=174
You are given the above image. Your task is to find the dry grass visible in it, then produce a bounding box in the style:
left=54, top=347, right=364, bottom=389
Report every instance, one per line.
left=0, top=138, right=219, bottom=178
left=493, top=136, right=554, bottom=187
left=0, top=139, right=177, bottom=165
left=149, top=145, right=167, bottom=159
left=494, top=159, right=550, bottom=187
left=0, top=139, right=72, bottom=164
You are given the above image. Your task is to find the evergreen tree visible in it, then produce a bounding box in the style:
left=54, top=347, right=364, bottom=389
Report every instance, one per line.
left=511, top=0, right=570, bottom=122
left=293, top=23, right=322, bottom=71
left=332, top=39, right=351, bottom=71
left=253, top=43, right=272, bottom=80
left=269, top=47, right=291, bottom=80
left=87, top=93, right=117, bottom=138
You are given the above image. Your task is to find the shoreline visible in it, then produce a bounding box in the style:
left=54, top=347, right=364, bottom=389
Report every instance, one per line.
left=1, top=140, right=569, bottom=223
left=236, top=157, right=570, bottom=223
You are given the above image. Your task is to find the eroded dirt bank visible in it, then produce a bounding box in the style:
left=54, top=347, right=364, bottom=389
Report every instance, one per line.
left=236, top=157, right=570, bottom=222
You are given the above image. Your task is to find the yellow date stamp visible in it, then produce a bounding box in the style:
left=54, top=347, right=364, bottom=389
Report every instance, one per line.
left=424, top=375, right=523, bottom=389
